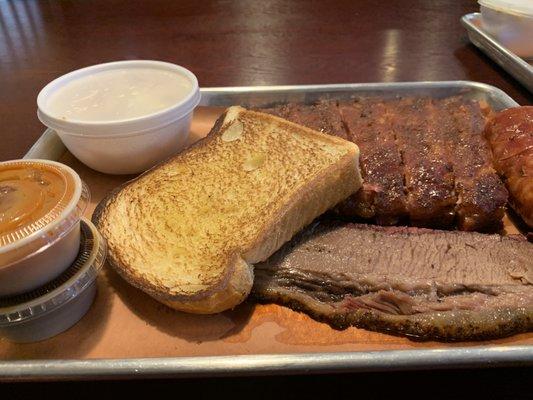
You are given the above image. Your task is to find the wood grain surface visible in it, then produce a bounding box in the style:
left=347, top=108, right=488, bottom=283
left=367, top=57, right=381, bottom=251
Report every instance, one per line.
left=1, top=0, right=532, bottom=387
left=0, top=0, right=532, bottom=162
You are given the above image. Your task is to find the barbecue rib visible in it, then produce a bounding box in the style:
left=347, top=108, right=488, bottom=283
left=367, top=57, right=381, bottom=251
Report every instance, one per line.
left=445, top=98, right=509, bottom=231
left=252, top=221, right=533, bottom=341
left=390, top=98, right=457, bottom=227
left=338, top=99, right=408, bottom=224
left=261, top=97, right=507, bottom=231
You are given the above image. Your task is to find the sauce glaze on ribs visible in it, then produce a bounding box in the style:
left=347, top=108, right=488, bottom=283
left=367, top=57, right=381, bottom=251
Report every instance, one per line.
left=261, top=97, right=508, bottom=231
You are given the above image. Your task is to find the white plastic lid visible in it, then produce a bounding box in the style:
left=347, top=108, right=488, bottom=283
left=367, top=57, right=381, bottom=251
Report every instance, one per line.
left=37, top=60, right=201, bottom=137
left=0, top=218, right=106, bottom=325
left=0, top=159, right=89, bottom=266
left=479, top=0, right=533, bottom=16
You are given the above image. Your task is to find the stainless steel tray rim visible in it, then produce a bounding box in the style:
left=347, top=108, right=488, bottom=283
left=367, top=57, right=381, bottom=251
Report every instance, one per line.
left=2, top=345, right=532, bottom=381
left=201, top=80, right=502, bottom=92
left=198, top=80, right=519, bottom=110
left=199, top=80, right=517, bottom=99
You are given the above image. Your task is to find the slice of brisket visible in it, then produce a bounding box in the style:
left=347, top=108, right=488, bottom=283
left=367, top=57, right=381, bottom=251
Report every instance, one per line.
left=252, top=221, right=533, bottom=341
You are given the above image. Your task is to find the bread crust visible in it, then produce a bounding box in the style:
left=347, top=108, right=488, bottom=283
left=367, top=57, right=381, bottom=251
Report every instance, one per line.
left=93, top=106, right=362, bottom=313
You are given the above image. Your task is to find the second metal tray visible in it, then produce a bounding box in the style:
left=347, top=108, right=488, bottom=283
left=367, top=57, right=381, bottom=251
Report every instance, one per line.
left=462, top=12, right=533, bottom=94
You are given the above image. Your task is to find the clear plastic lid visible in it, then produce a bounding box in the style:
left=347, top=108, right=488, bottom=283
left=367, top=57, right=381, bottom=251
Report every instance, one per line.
left=0, top=218, right=106, bottom=325
left=479, top=0, right=533, bottom=16
left=0, top=159, right=89, bottom=266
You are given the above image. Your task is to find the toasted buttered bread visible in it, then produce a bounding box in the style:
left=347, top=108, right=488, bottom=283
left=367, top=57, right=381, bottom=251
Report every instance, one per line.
left=93, top=106, right=362, bottom=313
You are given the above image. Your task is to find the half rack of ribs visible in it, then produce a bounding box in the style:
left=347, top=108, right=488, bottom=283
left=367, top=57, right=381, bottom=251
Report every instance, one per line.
left=261, top=97, right=508, bottom=232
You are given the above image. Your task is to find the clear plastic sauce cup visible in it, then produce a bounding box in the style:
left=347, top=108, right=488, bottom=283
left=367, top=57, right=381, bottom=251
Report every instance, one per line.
left=0, top=159, right=89, bottom=296
left=0, top=218, right=106, bottom=343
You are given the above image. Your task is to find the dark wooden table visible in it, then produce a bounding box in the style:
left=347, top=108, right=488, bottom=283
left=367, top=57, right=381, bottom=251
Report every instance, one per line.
left=1, top=0, right=532, bottom=392
left=0, top=0, right=531, bottom=162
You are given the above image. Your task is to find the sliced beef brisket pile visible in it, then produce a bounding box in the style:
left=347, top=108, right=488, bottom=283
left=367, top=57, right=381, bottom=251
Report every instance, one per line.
left=252, top=221, right=533, bottom=341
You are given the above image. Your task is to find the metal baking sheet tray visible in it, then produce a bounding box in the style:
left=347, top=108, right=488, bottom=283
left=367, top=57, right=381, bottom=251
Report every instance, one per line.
left=462, top=12, right=533, bottom=94
left=2, top=81, right=531, bottom=381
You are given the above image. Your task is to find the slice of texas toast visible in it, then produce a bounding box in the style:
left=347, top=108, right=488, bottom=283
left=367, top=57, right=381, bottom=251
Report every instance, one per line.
left=93, top=106, right=362, bottom=313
